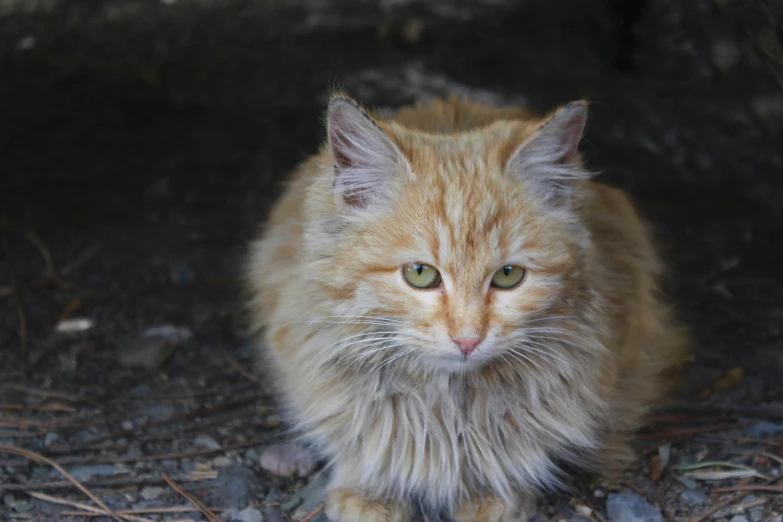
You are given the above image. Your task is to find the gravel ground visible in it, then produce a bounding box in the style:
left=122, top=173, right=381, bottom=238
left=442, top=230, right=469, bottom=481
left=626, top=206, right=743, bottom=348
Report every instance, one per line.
left=1, top=0, right=782, bottom=521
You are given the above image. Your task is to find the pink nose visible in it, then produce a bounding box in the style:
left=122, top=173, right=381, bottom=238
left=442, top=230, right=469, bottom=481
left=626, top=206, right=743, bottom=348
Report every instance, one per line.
left=453, top=336, right=482, bottom=356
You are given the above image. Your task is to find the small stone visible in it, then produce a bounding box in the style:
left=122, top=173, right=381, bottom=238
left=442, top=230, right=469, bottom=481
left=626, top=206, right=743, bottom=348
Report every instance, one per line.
left=16, top=35, right=36, bottom=51
left=680, top=488, right=708, bottom=506
left=43, top=432, right=59, bottom=447
left=260, top=444, right=316, bottom=477
left=146, top=403, right=175, bottom=421
left=262, top=507, right=285, bottom=522
left=593, top=489, right=605, bottom=498
left=117, top=324, right=193, bottom=368
left=117, top=336, right=168, bottom=369
left=749, top=506, right=765, bottom=522
left=729, top=516, right=749, bottom=522
left=401, top=18, right=424, bottom=45
left=218, top=466, right=257, bottom=507
left=676, top=475, right=699, bottom=489
left=170, top=264, right=195, bottom=286
left=194, top=435, right=221, bottom=450
left=214, top=456, right=233, bottom=468
left=54, top=317, right=94, bottom=333
left=283, top=474, right=329, bottom=513
left=607, top=491, right=663, bottom=522
left=712, top=41, right=740, bottom=73
left=265, top=488, right=283, bottom=503
left=232, top=507, right=263, bottom=522
left=140, top=486, right=165, bottom=500
left=12, top=502, right=35, bottom=513
left=120, top=420, right=134, bottom=430
left=3, top=494, right=16, bottom=507
left=262, top=416, right=282, bottom=428
left=574, top=504, right=592, bottom=516
left=744, top=420, right=783, bottom=437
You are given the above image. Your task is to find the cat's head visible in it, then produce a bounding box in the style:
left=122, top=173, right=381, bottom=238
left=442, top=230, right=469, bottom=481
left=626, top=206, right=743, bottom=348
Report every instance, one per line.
left=310, top=95, right=597, bottom=374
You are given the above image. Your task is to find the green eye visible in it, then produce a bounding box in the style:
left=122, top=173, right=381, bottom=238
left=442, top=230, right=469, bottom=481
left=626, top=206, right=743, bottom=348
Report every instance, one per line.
left=491, top=265, right=526, bottom=289
left=403, top=263, right=441, bottom=289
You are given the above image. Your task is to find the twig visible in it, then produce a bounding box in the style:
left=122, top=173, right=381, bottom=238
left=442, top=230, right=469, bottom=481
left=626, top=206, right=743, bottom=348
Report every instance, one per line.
left=226, top=354, right=261, bottom=384
left=760, top=451, right=783, bottom=466
left=60, top=243, right=100, bottom=276
left=638, top=421, right=749, bottom=440
left=0, top=474, right=209, bottom=492
left=1, top=383, right=85, bottom=402
left=61, top=506, right=224, bottom=517
left=23, top=229, right=55, bottom=277
left=711, top=485, right=783, bottom=493
left=0, top=445, right=123, bottom=522
left=688, top=475, right=783, bottom=522
left=161, top=473, right=221, bottom=522
left=27, top=491, right=153, bottom=522
left=300, top=504, right=325, bottom=522
left=687, top=492, right=745, bottom=522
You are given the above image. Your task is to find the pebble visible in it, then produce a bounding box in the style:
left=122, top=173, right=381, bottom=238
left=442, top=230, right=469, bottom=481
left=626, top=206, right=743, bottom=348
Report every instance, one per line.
left=140, top=486, right=165, bottom=500
left=265, top=488, right=283, bottom=503
left=711, top=41, right=740, bottom=73
left=729, top=516, right=749, bottom=522
left=233, top=507, right=263, bottom=522
left=283, top=474, right=329, bottom=514
left=262, top=507, right=286, bottom=522
left=676, top=475, right=700, bottom=490
left=194, top=434, right=222, bottom=450
left=749, top=506, right=764, bottom=522
left=744, top=420, right=783, bottom=437
left=214, top=456, right=233, bottom=468
left=43, top=432, right=59, bottom=447
left=680, top=488, right=709, bottom=506
left=260, top=444, right=316, bottom=477
left=54, top=317, right=95, bottom=333
left=218, top=466, right=257, bottom=507
left=145, top=403, right=175, bottom=421
left=117, top=324, right=193, bottom=368
left=607, top=491, right=663, bottom=522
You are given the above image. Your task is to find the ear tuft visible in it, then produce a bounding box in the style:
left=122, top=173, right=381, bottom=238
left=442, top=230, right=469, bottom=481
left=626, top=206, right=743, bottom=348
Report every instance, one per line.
left=326, top=97, right=406, bottom=209
left=506, top=101, right=592, bottom=204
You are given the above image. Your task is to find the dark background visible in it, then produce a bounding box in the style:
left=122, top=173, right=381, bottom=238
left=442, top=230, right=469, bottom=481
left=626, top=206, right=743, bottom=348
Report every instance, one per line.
left=1, top=0, right=782, bottom=520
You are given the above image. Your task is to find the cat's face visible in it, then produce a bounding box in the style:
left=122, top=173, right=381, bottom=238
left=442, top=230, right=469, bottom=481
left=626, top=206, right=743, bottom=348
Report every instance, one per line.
left=317, top=98, right=592, bottom=374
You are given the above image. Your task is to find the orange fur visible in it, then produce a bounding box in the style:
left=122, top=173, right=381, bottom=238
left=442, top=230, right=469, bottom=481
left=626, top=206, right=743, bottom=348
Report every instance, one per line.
left=245, top=95, right=688, bottom=522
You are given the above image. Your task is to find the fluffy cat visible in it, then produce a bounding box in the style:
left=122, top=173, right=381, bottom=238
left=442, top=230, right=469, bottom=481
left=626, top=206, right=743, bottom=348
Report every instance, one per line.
left=245, top=94, right=688, bottom=522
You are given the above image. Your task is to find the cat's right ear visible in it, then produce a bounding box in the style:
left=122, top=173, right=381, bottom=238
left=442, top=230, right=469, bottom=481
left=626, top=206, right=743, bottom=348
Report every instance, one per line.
left=327, top=97, right=409, bottom=209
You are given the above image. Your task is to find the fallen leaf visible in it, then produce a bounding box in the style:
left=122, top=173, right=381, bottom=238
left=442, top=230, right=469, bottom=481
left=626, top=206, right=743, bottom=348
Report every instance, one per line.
left=700, top=366, right=744, bottom=397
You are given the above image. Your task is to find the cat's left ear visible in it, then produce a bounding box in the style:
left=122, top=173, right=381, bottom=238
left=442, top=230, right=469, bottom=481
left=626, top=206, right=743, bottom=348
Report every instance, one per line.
left=505, top=101, right=592, bottom=202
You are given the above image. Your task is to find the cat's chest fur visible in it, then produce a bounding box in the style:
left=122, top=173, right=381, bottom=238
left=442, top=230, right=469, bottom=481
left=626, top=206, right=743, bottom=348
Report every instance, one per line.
left=303, top=365, right=601, bottom=508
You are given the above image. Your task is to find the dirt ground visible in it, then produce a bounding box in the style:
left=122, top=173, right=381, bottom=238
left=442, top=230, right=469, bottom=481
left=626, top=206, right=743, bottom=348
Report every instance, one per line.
left=1, top=0, right=782, bottom=521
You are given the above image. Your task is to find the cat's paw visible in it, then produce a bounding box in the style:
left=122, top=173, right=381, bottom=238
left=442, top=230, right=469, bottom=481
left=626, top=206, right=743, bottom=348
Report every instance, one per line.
left=453, top=496, right=534, bottom=522
left=325, top=488, right=409, bottom=522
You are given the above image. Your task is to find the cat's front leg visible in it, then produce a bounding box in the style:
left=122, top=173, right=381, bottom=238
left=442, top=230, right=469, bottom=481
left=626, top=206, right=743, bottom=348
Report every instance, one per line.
left=325, top=487, right=410, bottom=522
left=453, top=494, right=535, bottom=522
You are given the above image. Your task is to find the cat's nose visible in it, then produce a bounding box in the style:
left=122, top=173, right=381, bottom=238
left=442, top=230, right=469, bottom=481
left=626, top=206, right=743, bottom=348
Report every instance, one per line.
left=453, top=336, right=482, bottom=356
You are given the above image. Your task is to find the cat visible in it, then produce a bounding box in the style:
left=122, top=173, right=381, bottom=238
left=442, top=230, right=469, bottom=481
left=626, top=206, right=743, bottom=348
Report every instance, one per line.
left=244, top=94, right=688, bottom=522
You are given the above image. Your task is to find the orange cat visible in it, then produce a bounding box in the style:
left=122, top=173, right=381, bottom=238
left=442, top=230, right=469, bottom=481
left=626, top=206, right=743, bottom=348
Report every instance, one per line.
left=245, top=94, right=688, bottom=522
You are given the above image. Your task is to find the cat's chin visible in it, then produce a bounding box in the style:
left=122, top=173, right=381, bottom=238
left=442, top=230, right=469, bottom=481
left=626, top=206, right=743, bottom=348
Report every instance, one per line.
left=424, top=353, right=493, bottom=374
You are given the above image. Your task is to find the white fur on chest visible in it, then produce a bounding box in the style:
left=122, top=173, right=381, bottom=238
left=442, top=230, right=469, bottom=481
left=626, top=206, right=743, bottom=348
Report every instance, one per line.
left=289, top=362, right=603, bottom=510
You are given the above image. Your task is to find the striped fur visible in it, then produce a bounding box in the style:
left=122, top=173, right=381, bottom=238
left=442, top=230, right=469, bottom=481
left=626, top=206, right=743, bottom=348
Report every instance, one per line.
left=244, top=95, right=688, bottom=522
